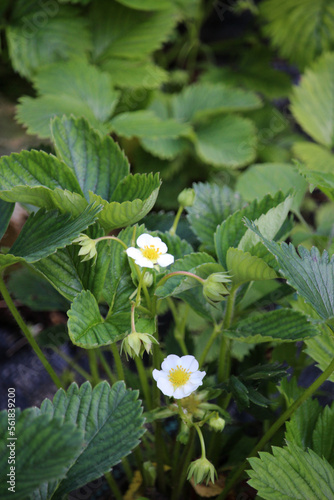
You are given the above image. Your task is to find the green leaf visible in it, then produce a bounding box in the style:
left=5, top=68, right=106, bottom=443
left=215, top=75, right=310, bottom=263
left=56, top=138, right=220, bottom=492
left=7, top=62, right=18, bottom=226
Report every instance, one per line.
left=0, top=149, right=84, bottom=210
left=238, top=195, right=293, bottom=252
left=0, top=409, right=83, bottom=500
left=16, top=59, right=119, bottom=139
left=291, top=52, right=334, bottom=146
left=7, top=267, right=70, bottom=311
left=9, top=203, right=101, bottom=263
left=6, top=6, right=91, bottom=79
left=115, top=0, right=171, bottom=9
left=33, top=224, right=112, bottom=302
left=111, top=110, right=191, bottom=139
left=140, top=136, right=188, bottom=160
left=171, top=83, right=262, bottom=123
left=225, top=308, right=319, bottom=343
left=305, top=330, right=334, bottom=383
left=260, top=0, right=334, bottom=69
left=247, top=443, right=334, bottom=499
left=226, top=248, right=277, bottom=286
left=90, top=0, right=178, bottom=61
left=90, top=173, right=161, bottom=231
left=236, top=163, right=307, bottom=212
left=313, top=403, right=334, bottom=467
left=285, top=396, right=321, bottom=450
left=37, top=381, right=145, bottom=497
left=0, top=199, right=14, bottom=240
left=187, top=183, right=244, bottom=253
left=194, top=115, right=257, bottom=168
left=155, top=252, right=215, bottom=299
left=51, top=116, right=130, bottom=200
left=68, top=290, right=130, bottom=347
left=245, top=219, right=334, bottom=320
left=215, top=191, right=287, bottom=268
left=100, top=57, right=167, bottom=88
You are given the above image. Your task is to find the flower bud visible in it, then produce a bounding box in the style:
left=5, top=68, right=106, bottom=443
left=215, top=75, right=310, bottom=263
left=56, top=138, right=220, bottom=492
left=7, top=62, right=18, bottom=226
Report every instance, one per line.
left=143, top=271, right=154, bottom=287
left=121, top=331, right=158, bottom=359
left=203, top=273, right=231, bottom=304
left=72, top=234, right=97, bottom=263
left=208, top=414, right=225, bottom=432
left=143, top=461, right=157, bottom=486
left=187, top=457, right=217, bottom=485
left=177, top=188, right=196, bottom=207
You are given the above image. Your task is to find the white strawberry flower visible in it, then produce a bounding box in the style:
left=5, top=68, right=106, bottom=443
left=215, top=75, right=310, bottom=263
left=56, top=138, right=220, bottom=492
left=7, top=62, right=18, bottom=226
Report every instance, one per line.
left=126, top=233, right=174, bottom=269
left=153, top=354, right=206, bottom=399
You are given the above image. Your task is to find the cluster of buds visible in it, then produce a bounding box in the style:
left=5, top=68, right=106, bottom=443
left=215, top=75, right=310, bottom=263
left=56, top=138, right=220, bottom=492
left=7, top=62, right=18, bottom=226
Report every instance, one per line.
left=202, top=272, right=231, bottom=304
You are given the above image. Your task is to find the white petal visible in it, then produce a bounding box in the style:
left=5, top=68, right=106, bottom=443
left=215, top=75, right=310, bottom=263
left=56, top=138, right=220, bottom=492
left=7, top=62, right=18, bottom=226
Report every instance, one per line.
left=157, top=253, right=174, bottom=267
left=157, top=378, right=174, bottom=397
left=135, top=256, right=154, bottom=268
left=137, top=233, right=154, bottom=248
left=126, top=247, right=142, bottom=260
left=152, top=369, right=161, bottom=381
left=161, top=354, right=180, bottom=372
left=173, top=387, right=190, bottom=399
left=154, top=239, right=167, bottom=254
left=179, top=355, right=198, bottom=372
left=189, top=371, right=206, bottom=382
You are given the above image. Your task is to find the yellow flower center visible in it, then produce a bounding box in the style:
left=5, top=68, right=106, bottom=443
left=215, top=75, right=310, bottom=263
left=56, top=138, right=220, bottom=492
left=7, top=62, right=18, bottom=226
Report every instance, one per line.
left=141, top=245, right=161, bottom=261
left=168, top=365, right=191, bottom=388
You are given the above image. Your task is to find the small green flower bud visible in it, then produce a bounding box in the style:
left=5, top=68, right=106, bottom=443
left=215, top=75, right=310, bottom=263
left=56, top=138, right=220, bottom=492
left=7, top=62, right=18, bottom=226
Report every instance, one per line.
left=208, top=414, right=225, bottom=432
left=121, top=331, right=158, bottom=359
left=178, top=188, right=196, bottom=207
left=143, top=461, right=157, bottom=486
left=187, top=457, right=217, bottom=485
left=143, top=271, right=154, bottom=287
left=72, top=234, right=97, bottom=263
left=203, top=272, right=231, bottom=304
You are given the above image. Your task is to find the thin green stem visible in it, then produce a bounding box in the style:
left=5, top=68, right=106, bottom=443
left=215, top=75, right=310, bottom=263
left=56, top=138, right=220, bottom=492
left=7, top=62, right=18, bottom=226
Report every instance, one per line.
left=171, top=428, right=195, bottom=500
left=95, top=235, right=128, bottom=250
left=104, top=471, right=123, bottom=500
left=110, top=343, right=125, bottom=381
left=198, top=323, right=222, bottom=368
left=218, top=286, right=238, bottom=383
left=96, top=349, right=117, bottom=385
left=156, top=271, right=205, bottom=289
left=134, top=356, right=152, bottom=410
left=193, top=423, right=206, bottom=458
left=0, top=275, right=63, bottom=389
left=52, top=347, right=93, bottom=382
left=134, top=263, right=152, bottom=310
left=167, top=297, right=188, bottom=356
left=217, top=355, right=334, bottom=500
left=170, top=205, right=184, bottom=236
left=88, top=349, right=100, bottom=385
left=121, top=457, right=133, bottom=483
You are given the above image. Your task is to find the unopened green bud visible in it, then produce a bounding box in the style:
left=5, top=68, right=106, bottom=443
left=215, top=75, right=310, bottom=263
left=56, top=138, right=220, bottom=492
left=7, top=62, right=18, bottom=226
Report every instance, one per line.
left=143, top=461, right=157, bottom=486
left=72, top=234, right=97, bottom=263
left=203, top=273, right=230, bottom=304
left=143, top=272, right=154, bottom=287
left=178, top=188, right=196, bottom=207
left=208, top=414, right=225, bottom=432
left=121, top=331, right=158, bottom=359
left=187, top=457, right=217, bottom=485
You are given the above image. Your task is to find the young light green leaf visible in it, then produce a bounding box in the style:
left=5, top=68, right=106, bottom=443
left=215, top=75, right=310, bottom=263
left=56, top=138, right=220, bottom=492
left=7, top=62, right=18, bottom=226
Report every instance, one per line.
left=215, top=191, right=286, bottom=268
left=194, top=115, right=257, bottom=168
left=305, top=330, right=334, bottom=384
left=37, top=381, right=145, bottom=497
left=244, top=219, right=334, bottom=320
left=260, top=0, right=334, bottom=69
left=100, top=57, right=167, bottom=88
left=51, top=116, right=130, bottom=200
left=224, top=308, right=319, bottom=343
left=0, top=199, right=14, bottom=240
left=238, top=195, right=293, bottom=252
left=247, top=443, right=334, bottom=500
left=291, top=52, right=334, bottom=146
left=187, top=183, right=244, bottom=253
left=111, top=110, right=191, bottom=139
left=9, top=203, right=101, bottom=263
left=171, top=83, right=262, bottom=123
left=6, top=6, right=91, bottom=79
left=90, top=173, right=161, bottom=231
left=0, top=409, right=83, bottom=500
left=226, top=248, right=277, bottom=286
